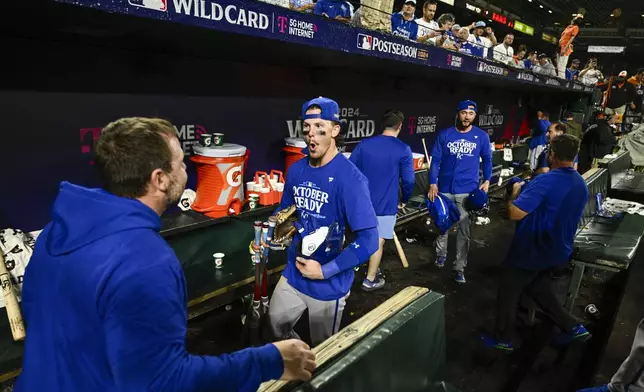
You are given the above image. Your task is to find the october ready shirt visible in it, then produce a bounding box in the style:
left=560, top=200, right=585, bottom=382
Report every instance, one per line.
left=429, top=126, right=493, bottom=195
left=280, top=154, right=377, bottom=301
left=505, top=167, right=588, bottom=270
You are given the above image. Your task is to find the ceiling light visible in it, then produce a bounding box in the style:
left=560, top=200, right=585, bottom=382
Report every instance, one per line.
left=610, top=14, right=614, bottom=17
left=539, top=5, right=543, bottom=8
left=548, top=10, right=552, bottom=13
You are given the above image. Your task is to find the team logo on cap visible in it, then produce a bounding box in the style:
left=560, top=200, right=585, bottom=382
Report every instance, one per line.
left=128, top=0, right=167, bottom=11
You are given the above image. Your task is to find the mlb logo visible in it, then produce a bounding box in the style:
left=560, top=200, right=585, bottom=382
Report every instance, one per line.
left=128, top=0, right=167, bottom=11
left=357, top=34, right=373, bottom=50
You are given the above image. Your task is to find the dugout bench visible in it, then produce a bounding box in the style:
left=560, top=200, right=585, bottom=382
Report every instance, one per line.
left=564, top=167, right=644, bottom=313
left=597, top=150, right=644, bottom=204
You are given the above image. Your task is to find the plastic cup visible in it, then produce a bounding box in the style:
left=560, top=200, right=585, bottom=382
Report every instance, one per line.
left=213, top=252, right=225, bottom=269
left=248, top=193, right=259, bottom=210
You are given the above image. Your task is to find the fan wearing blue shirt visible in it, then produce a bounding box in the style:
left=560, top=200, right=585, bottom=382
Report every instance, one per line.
left=566, top=59, right=581, bottom=81
left=313, top=0, right=352, bottom=22
left=527, top=110, right=550, bottom=170
left=391, top=0, right=419, bottom=41
left=15, top=118, right=316, bottom=392
left=428, top=100, right=493, bottom=284
left=266, top=97, right=379, bottom=346
left=482, top=134, right=591, bottom=352
left=534, top=122, right=578, bottom=175
left=350, top=110, right=415, bottom=291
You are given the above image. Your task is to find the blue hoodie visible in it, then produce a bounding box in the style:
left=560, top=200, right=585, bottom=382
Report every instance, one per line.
left=15, top=182, right=283, bottom=392
left=349, top=135, right=415, bottom=216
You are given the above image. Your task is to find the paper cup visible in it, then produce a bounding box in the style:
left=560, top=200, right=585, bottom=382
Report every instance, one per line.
left=213, top=252, right=225, bottom=269
left=246, top=181, right=256, bottom=194
left=248, top=193, right=259, bottom=210
left=276, top=183, right=284, bottom=192
left=213, top=133, right=224, bottom=146
left=199, top=133, right=213, bottom=147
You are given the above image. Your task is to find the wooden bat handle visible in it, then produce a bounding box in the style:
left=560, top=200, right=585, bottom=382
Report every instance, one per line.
left=392, top=232, right=409, bottom=268
left=421, top=138, right=432, bottom=170
left=0, top=252, right=26, bottom=341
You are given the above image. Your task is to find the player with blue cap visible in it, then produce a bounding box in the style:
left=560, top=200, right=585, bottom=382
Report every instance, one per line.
left=267, top=97, right=379, bottom=346
left=428, top=100, right=493, bottom=283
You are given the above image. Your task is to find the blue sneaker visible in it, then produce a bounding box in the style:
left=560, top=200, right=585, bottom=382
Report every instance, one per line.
left=480, top=334, right=514, bottom=352
left=453, top=270, right=466, bottom=284
left=576, top=385, right=609, bottom=392
left=362, top=275, right=385, bottom=291
left=552, top=324, right=591, bottom=346
left=435, top=256, right=446, bottom=268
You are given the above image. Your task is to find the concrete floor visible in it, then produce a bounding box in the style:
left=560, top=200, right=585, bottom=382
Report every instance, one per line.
left=186, top=195, right=640, bottom=392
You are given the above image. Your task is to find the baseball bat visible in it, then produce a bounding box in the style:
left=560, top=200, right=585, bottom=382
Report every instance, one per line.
left=421, top=137, right=432, bottom=170
left=0, top=252, right=26, bottom=341
left=392, top=232, right=409, bottom=268
left=260, top=223, right=270, bottom=316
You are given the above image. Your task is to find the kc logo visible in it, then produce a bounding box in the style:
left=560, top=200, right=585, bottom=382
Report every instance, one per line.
left=277, top=16, right=288, bottom=33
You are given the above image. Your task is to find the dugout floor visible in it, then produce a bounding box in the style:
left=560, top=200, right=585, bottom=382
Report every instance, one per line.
left=186, top=196, right=633, bottom=392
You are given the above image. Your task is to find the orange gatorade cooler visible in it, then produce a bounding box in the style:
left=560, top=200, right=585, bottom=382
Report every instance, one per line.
left=412, top=153, right=425, bottom=170
left=283, top=137, right=307, bottom=175
left=190, top=143, right=248, bottom=219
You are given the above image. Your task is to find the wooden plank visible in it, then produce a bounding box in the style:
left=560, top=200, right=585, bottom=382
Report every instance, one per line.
left=257, top=285, right=430, bottom=392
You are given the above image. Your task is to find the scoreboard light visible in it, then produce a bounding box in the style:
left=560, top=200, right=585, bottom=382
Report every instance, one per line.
left=513, top=20, right=535, bottom=36
left=492, top=12, right=507, bottom=24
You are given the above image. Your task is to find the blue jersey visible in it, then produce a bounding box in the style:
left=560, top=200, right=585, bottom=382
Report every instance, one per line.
left=429, top=126, right=493, bottom=195
left=566, top=68, right=579, bottom=80
left=529, top=119, right=549, bottom=149
left=505, top=167, right=588, bottom=270
left=391, top=13, right=418, bottom=41
left=349, top=135, right=415, bottom=216
left=313, top=0, right=351, bottom=19
left=279, top=154, right=377, bottom=301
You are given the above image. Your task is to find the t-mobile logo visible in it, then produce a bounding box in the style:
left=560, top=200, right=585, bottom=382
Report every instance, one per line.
left=277, top=16, right=288, bottom=33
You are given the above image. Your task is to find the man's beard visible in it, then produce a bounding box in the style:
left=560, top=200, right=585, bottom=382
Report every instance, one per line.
left=456, top=118, right=471, bottom=130
left=165, top=177, right=185, bottom=206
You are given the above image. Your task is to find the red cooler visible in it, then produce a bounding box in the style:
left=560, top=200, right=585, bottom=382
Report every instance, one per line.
left=190, top=143, right=247, bottom=219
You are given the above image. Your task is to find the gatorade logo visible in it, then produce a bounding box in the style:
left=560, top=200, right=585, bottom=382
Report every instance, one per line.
left=226, top=166, right=243, bottom=187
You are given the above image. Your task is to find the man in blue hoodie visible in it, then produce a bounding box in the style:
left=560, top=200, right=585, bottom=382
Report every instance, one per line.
left=350, top=109, right=415, bottom=291
left=16, top=117, right=316, bottom=392
left=266, top=97, right=379, bottom=346
left=428, top=100, right=493, bottom=283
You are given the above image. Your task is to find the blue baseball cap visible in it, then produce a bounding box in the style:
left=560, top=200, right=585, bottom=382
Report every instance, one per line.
left=302, top=97, right=341, bottom=122
left=475, top=21, right=486, bottom=28
left=457, top=100, right=478, bottom=112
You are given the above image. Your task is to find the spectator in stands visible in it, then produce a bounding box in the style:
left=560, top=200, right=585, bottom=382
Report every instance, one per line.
left=566, top=59, right=581, bottom=81
left=578, top=113, right=617, bottom=173
left=626, top=68, right=644, bottom=127
left=579, top=58, right=603, bottom=86
left=415, top=0, right=440, bottom=43
left=534, top=122, right=578, bottom=175
left=557, top=15, right=583, bottom=79
left=577, top=318, right=644, bottom=392
left=482, top=134, right=591, bottom=353
left=492, top=33, right=515, bottom=66
left=527, top=110, right=550, bottom=171
left=457, top=27, right=476, bottom=55
left=599, top=71, right=638, bottom=126
left=291, top=0, right=314, bottom=12
left=533, top=54, right=556, bottom=77
left=467, top=21, right=497, bottom=58
left=314, top=0, right=352, bottom=22
left=428, top=13, right=456, bottom=49
left=510, top=45, right=527, bottom=69
left=451, top=24, right=461, bottom=35
left=524, top=51, right=538, bottom=70
left=563, top=112, right=583, bottom=139
left=391, top=0, right=419, bottom=41
left=357, top=0, right=394, bottom=32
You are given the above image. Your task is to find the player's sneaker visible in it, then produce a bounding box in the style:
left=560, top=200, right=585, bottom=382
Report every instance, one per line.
left=435, top=256, right=446, bottom=268
left=362, top=276, right=385, bottom=291
left=576, top=385, right=609, bottom=392
left=453, top=270, right=466, bottom=284
left=479, top=334, right=514, bottom=352
left=552, top=324, right=591, bottom=345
